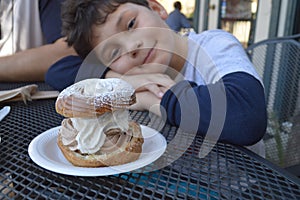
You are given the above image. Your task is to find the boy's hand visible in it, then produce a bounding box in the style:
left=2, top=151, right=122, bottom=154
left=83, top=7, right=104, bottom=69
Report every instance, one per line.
left=106, top=70, right=175, bottom=98
left=122, top=73, right=175, bottom=98
left=129, top=91, right=162, bottom=116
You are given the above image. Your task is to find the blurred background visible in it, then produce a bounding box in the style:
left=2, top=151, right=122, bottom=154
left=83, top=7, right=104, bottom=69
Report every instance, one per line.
left=158, top=0, right=300, bottom=47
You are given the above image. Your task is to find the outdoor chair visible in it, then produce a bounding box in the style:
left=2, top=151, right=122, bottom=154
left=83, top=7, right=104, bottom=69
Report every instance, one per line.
left=246, top=33, right=300, bottom=177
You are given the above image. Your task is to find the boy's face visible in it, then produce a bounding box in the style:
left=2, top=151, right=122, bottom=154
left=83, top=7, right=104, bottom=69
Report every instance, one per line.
left=92, top=2, right=176, bottom=75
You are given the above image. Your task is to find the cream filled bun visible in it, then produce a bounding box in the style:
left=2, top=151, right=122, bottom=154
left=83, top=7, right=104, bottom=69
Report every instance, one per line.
left=56, top=78, right=136, bottom=118
left=55, top=78, right=144, bottom=167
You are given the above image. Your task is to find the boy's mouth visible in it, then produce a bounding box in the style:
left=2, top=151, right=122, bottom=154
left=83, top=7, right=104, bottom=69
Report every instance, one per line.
left=143, top=43, right=157, bottom=64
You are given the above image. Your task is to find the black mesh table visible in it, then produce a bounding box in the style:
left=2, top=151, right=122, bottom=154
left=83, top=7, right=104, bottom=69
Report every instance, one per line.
left=1, top=83, right=300, bottom=199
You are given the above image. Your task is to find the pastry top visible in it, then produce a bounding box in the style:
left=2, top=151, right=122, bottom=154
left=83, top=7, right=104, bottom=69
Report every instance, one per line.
left=55, top=78, right=136, bottom=118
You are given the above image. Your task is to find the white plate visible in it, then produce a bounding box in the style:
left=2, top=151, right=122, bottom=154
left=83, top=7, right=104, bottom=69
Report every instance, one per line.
left=28, top=125, right=166, bottom=176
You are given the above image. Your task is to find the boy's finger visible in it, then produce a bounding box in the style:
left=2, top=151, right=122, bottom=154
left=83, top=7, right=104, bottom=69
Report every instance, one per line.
left=145, top=84, right=164, bottom=98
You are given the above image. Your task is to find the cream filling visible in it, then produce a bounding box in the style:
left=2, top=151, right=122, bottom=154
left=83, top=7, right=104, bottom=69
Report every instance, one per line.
left=61, top=110, right=130, bottom=154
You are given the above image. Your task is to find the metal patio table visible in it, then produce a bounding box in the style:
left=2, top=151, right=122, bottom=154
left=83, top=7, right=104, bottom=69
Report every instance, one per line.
left=0, top=82, right=300, bottom=200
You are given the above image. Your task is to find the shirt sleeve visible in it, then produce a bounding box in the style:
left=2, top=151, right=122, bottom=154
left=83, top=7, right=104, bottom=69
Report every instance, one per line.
left=160, top=72, right=267, bottom=146
left=45, top=56, right=82, bottom=91
left=45, top=55, right=110, bottom=91
left=180, top=13, right=192, bottom=29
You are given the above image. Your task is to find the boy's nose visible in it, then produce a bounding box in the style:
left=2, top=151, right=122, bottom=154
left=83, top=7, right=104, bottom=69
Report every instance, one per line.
left=130, top=40, right=143, bottom=58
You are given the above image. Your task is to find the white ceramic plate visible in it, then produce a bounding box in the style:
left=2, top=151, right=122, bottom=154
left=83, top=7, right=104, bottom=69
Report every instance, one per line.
left=28, top=125, right=166, bottom=176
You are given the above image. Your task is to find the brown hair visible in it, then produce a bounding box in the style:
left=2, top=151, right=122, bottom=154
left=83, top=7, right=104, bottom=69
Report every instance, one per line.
left=61, top=0, right=149, bottom=58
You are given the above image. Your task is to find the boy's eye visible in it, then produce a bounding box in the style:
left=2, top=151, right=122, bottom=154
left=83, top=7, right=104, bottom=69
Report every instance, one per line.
left=127, top=18, right=136, bottom=30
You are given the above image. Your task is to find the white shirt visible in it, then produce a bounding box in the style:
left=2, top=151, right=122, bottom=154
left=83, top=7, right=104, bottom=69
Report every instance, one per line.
left=0, top=0, right=44, bottom=56
left=183, top=30, right=261, bottom=86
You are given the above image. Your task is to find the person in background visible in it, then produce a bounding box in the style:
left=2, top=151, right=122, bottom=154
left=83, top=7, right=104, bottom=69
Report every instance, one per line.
left=165, top=1, right=192, bottom=32
left=0, top=0, right=81, bottom=89
left=60, top=0, right=267, bottom=156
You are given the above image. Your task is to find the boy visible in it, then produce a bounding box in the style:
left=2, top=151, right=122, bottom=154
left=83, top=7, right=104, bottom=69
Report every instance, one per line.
left=61, top=0, right=267, bottom=154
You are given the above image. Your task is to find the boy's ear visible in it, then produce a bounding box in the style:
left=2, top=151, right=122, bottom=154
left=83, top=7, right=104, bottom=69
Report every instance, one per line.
left=147, top=0, right=168, bottom=20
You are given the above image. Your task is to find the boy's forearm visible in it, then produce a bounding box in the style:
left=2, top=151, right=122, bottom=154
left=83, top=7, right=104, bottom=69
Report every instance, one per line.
left=160, top=73, right=267, bottom=146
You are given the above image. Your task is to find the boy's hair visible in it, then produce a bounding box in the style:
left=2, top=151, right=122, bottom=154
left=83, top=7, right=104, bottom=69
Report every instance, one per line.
left=61, top=0, right=149, bottom=58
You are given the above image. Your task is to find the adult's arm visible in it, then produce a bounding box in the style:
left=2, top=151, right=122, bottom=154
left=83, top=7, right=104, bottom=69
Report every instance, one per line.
left=160, top=72, right=267, bottom=146
left=0, top=0, right=75, bottom=82
left=0, top=38, right=76, bottom=82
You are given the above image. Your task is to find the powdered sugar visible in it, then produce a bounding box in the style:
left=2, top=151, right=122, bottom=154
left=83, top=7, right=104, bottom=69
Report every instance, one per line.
left=57, top=78, right=136, bottom=110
